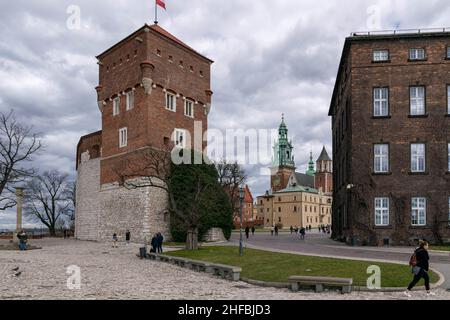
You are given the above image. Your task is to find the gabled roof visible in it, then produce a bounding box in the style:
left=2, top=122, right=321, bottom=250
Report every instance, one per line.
left=278, top=185, right=319, bottom=195
left=97, top=24, right=213, bottom=63
left=317, top=146, right=331, bottom=161
left=294, top=172, right=315, bottom=189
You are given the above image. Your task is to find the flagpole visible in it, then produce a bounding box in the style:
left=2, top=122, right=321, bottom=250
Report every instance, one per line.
left=154, top=0, right=158, bottom=24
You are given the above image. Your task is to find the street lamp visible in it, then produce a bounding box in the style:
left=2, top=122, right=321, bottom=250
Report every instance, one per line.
left=13, top=187, right=25, bottom=243
left=239, top=186, right=245, bottom=257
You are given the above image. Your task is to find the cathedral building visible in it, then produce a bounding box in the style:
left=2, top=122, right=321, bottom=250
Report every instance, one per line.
left=75, top=24, right=213, bottom=243
left=257, top=116, right=333, bottom=229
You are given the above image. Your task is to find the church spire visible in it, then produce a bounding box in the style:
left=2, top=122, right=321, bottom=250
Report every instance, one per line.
left=272, top=114, right=295, bottom=168
left=306, top=149, right=316, bottom=176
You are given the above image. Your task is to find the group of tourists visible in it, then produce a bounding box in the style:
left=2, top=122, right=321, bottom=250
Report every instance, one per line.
left=112, top=230, right=132, bottom=248
left=150, top=233, right=164, bottom=253
left=244, top=226, right=256, bottom=239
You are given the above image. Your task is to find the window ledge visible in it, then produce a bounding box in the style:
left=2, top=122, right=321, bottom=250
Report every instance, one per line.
left=445, top=114, right=450, bottom=117
left=408, top=59, right=428, bottom=62
left=409, top=226, right=428, bottom=229
left=372, top=60, right=391, bottom=64
left=372, top=172, right=392, bottom=176
left=408, top=171, right=429, bottom=175
left=372, top=116, right=391, bottom=119
left=408, top=114, right=429, bottom=118
left=374, top=226, right=392, bottom=229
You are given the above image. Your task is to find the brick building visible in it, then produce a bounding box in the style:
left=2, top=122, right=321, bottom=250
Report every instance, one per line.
left=75, top=24, right=213, bottom=242
left=329, top=30, right=450, bottom=246
left=232, top=185, right=255, bottom=228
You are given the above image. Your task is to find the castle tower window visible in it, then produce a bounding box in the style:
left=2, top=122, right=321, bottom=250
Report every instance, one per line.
left=409, top=48, right=426, bottom=60
left=410, top=86, right=426, bottom=116
left=174, top=129, right=187, bottom=148
left=375, top=197, right=389, bottom=226
left=200, top=70, right=204, bottom=77
left=126, top=91, right=134, bottom=110
left=119, top=128, right=128, bottom=148
left=113, top=97, right=120, bottom=116
left=373, top=87, right=389, bottom=117
left=168, top=55, right=173, bottom=62
left=156, top=49, right=162, bottom=56
left=179, top=60, right=184, bottom=68
left=374, top=144, right=389, bottom=173
left=447, top=143, right=450, bottom=171
left=373, top=49, right=389, bottom=62
left=184, top=99, right=194, bottom=118
left=189, top=65, right=194, bottom=72
left=411, top=197, right=427, bottom=226
left=447, top=46, right=450, bottom=59
left=447, top=85, right=450, bottom=115
left=411, top=143, right=426, bottom=173
left=166, top=92, right=176, bottom=112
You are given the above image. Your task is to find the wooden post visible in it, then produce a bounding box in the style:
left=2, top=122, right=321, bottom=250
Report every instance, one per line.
left=13, top=187, right=24, bottom=243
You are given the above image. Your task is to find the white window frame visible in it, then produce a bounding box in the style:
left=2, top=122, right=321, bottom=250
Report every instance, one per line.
left=411, top=143, right=426, bottom=173
left=446, top=46, right=450, bottom=59
left=113, top=97, right=120, bottom=116
left=174, top=129, right=187, bottom=149
left=373, top=50, right=389, bottom=62
left=409, top=48, right=425, bottom=60
left=410, top=86, right=425, bottom=115
left=165, top=92, right=176, bottom=112
left=184, top=99, right=194, bottom=118
left=373, top=88, right=389, bottom=117
left=374, top=144, right=389, bottom=173
left=447, top=85, right=450, bottom=115
left=411, top=197, right=426, bottom=226
left=448, top=143, right=450, bottom=172
left=126, top=91, right=134, bottom=111
left=119, top=127, right=127, bottom=148
left=375, top=198, right=389, bottom=226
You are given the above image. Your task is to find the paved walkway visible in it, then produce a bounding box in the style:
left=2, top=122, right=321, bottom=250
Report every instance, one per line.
left=229, top=232, right=450, bottom=289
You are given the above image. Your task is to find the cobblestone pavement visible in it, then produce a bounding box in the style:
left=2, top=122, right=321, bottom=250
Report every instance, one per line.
left=1, top=239, right=450, bottom=300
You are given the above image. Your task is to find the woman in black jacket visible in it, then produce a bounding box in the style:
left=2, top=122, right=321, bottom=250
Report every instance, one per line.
left=404, top=240, right=435, bottom=297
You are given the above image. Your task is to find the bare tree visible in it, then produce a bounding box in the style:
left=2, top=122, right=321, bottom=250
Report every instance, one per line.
left=24, top=171, right=73, bottom=236
left=118, top=146, right=214, bottom=250
left=216, top=160, right=247, bottom=221
left=0, top=110, right=41, bottom=210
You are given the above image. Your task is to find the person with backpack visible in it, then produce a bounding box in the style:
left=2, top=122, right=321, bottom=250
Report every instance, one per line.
left=245, top=226, right=250, bottom=239
left=404, top=240, right=435, bottom=297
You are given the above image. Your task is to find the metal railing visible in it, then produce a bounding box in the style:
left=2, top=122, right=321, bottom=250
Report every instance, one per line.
left=351, top=27, right=450, bottom=37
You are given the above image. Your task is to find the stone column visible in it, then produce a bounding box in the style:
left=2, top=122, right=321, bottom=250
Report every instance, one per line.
left=13, top=187, right=24, bottom=243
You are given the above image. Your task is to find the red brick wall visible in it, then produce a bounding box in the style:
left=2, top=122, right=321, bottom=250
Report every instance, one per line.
left=90, top=25, right=212, bottom=185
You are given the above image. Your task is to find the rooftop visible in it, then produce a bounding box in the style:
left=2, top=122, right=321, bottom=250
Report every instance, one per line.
left=349, top=27, right=450, bottom=38
left=277, top=185, right=319, bottom=195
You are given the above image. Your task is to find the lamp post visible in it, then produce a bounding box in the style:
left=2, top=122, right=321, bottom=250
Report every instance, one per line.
left=239, top=186, right=245, bottom=257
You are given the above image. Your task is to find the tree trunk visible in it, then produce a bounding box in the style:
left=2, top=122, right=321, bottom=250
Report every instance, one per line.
left=186, top=227, right=199, bottom=250
left=49, top=227, right=57, bottom=237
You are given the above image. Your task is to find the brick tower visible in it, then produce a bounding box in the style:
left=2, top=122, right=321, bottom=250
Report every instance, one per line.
left=315, top=146, right=333, bottom=194
left=75, top=24, right=213, bottom=243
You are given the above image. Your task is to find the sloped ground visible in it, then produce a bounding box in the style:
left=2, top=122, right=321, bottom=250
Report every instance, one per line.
left=0, top=239, right=449, bottom=300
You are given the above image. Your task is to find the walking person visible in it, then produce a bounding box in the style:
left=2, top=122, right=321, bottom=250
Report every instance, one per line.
left=151, top=234, right=158, bottom=253
left=112, top=233, right=118, bottom=248
left=125, top=230, right=131, bottom=245
left=270, top=226, right=274, bottom=236
left=274, top=225, right=279, bottom=236
left=251, top=226, right=256, bottom=236
left=300, top=227, right=306, bottom=240
left=157, top=233, right=164, bottom=254
left=245, top=226, right=250, bottom=239
left=17, top=230, right=28, bottom=251
left=404, top=240, right=435, bottom=297
left=290, top=226, right=294, bottom=234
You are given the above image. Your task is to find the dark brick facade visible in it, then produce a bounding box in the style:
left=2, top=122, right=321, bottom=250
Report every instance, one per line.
left=329, top=32, right=450, bottom=246
left=77, top=24, right=213, bottom=185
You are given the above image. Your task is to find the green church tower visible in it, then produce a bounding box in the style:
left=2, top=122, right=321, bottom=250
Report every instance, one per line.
left=271, top=115, right=296, bottom=192
left=306, top=151, right=316, bottom=176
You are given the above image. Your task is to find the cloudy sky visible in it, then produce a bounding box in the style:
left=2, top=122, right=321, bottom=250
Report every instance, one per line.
left=1, top=0, right=449, bottom=228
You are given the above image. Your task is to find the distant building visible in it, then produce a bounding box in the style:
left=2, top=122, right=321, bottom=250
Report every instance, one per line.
left=233, top=185, right=255, bottom=227
left=329, top=30, right=450, bottom=246
left=257, top=115, right=333, bottom=229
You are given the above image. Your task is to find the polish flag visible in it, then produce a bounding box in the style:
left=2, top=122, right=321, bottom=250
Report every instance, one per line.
left=156, top=0, right=166, bottom=10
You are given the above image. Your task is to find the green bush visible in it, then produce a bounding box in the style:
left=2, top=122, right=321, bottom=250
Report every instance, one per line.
left=169, top=150, right=233, bottom=242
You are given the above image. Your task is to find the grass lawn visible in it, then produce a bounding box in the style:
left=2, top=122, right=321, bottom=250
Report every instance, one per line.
left=163, top=242, right=186, bottom=247
left=430, top=246, right=450, bottom=252
left=167, top=246, right=440, bottom=288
